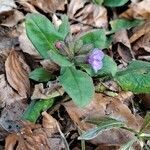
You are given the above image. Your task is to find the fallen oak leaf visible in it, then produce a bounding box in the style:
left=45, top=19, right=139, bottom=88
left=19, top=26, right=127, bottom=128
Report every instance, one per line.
left=5, top=50, right=31, bottom=98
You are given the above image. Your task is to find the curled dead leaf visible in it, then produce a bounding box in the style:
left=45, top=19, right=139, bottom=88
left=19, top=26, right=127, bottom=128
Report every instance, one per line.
left=120, top=0, right=150, bottom=20
left=68, top=1, right=108, bottom=34
left=113, top=29, right=133, bottom=62
left=64, top=92, right=142, bottom=146
left=31, top=83, right=64, bottom=100
left=5, top=50, right=31, bottom=98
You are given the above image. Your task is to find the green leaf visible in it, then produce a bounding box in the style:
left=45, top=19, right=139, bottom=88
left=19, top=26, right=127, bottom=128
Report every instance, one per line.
left=48, top=50, right=73, bottom=67
left=29, top=67, right=53, bottom=82
left=25, top=13, right=64, bottom=58
left=59, top=67, right=94, bottom=107
left=140, top=112, right=150, bottom=134
left=78, top=117, right=124, bottom=140
left=120, top=138, right=137, bottom=150
left=97, top=55, right=117, bottom=77
left=139, top=133, right=150, bottom=140
left=109, top=19, right=143, bottom=33
left=58, top=15, right=70, bottom=38
left=92, top=0, right=104, bottom=5
left=80, top=29, right=107, bottom=48
left=81, top=55, right=117, bottom=77
left=22, top=98, right=54, bottom=123
left=115, top=60, right=150, bottom=93
left=103, top=0, right=129, bottom=7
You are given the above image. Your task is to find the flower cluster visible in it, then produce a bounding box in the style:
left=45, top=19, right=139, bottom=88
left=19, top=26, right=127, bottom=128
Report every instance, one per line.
left=87, top=48, right=104, bottom=73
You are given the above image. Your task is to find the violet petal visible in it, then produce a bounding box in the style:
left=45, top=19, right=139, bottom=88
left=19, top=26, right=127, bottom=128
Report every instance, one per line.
left=87, top=48, right=104, bottom=73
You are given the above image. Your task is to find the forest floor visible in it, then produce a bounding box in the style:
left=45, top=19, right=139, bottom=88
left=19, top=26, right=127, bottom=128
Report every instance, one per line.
left=0, top=0, right=150, bottom=149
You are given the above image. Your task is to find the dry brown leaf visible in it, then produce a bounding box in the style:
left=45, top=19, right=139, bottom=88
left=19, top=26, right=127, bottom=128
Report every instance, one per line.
left=0, top=74, right=24, bottom=107
left=120, top=0, right=150, bottom=20
left=0, top=27, right=18, bottom=58
left=5, top=50, right=31, bottom=98
left=31, top=83, right=64, bottom=100
left=113, top=29, right=131, bottom=48
left=5, top=123, right=51, bottom=150
left=0, top=0, right=16, bottom=14
left=130, top=20, right=150, bottom=43
left=42, top=111, right=58, bottom=137
left=18, top=23, right=40, bottom=59
left=68, top=1, right=108, bottom=34
left=75, top=4, right=108, bottom=28
left=139, top=94, right=150, bottom=109
left=40, top=59, right=59, bottom=73
left=102, top=80, right=120, bottom=92
left=28, top=0, right=66, bottom=13
left=133, top=32, right=150, bottom=52
left=113, top=29, right=133, bottom=62
left=117, top=44, right=133, bottom=62
left=64, top=92, right=142, bottom=146
left=52, top=14, right=62, bottom=29
left=1, top=10, right=24, bottom=27
left=5, top=115, right=64, bottom=150
left=138, top=55, right=150, bottom=61
left=17, top=1, right=38, bottom=13
left=5, top=134, right=19, bottom=150
left=71, top=24, right=90, bottom=34
left=0, top=100, right=27, bottom=140
left=68, top=0, right=87, bottom=18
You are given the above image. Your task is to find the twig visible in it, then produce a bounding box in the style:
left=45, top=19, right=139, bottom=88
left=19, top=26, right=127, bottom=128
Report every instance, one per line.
left=56, top=122, right=70, bottom=150
left=78, top=129, right=86, bottom=150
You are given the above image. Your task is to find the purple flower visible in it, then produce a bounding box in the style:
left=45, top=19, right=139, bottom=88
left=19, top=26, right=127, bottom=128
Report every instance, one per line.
left=87, top=48, right=104, bottom=73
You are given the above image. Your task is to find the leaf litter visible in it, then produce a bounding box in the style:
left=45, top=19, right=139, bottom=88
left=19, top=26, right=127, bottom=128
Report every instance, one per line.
left=0, top=0, right=150, bottom=149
